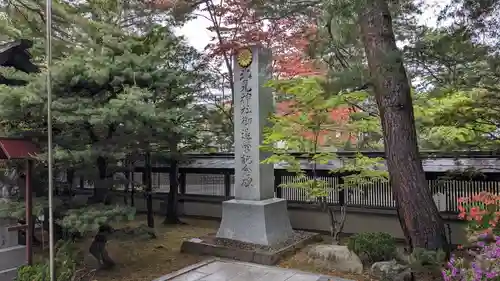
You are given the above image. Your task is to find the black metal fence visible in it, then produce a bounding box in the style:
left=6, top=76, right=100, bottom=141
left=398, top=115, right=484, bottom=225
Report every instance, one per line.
left=77, top=167, right=500, bottom=214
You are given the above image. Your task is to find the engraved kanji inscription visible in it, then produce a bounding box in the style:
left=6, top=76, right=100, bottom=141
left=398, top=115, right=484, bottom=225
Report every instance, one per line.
left=239, top=66, right=254, bottom=189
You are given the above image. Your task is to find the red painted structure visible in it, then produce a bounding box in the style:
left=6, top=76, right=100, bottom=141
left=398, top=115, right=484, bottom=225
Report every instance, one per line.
left=0, top=137, right=39, bottom=265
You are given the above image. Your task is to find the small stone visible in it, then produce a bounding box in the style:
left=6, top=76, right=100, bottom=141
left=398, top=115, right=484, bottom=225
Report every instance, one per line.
left=189, top=238, right=203, bottom=243
left=468, top=231, right=496, bottom=244
left=395, top=268, right=413, bottom=281
left=370, top=260, right=409, bottom=281
left=395, top=247, right=411, bottom=264
left=307, top=244, right=363, bottom=274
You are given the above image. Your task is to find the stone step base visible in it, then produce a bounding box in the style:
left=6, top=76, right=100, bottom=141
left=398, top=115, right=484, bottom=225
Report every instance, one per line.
left=216, top=198, right=294, bottom=245
left=0, top=267, right=18, bottom=281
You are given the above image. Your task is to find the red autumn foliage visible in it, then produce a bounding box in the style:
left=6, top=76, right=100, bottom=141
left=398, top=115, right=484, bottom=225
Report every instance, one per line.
left=150, top=0, right=322, bottom=77
left=200, top=0, right=321, bottom=78
left=275, top=100, right=357, bottom=145
left=221, top=99, right=356, bottom=145
left=151, top=0, right=323, bottom=89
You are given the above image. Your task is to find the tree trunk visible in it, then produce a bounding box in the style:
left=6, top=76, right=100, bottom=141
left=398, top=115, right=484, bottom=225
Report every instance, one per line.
left=358, top=0, right=449, bottom=252
left=130, top=170, right=135, bottom=207
left=66, top=168, right=74, bottom=196
left=97, top=156, right=107, bottom=180
left=164, top=157, right=182, bottom=224
left=123, top=156, right=132, bottom=206
left=144, top=152, right=154, bottom=228
left=123, top=170, right=129, bottom=206
left=89, top=225, right=115, bottom=270
left=92, top=156, right=110, bottom=204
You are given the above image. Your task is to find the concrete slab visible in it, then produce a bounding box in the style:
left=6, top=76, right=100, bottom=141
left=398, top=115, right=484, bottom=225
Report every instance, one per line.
left=153, top=259, right=354, bottom=281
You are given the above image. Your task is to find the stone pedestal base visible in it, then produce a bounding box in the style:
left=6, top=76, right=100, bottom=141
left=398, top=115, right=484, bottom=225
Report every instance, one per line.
left=216, top=198, right=294, bottom=246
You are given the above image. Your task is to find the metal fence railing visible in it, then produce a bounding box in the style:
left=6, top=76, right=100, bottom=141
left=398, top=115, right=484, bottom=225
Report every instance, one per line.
left=76, top=167, right=500, bottom=213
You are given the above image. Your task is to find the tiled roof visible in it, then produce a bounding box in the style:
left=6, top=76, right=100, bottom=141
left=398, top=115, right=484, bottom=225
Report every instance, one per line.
left=134, top=154, right=500, bottom=172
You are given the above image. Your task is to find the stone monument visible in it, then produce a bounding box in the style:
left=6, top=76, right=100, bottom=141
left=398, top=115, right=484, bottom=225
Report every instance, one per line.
left=216, top=45, right=294, bottom=246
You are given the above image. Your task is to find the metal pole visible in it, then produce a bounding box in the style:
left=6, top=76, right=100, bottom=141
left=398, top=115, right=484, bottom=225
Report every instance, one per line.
left=45, top=0, right=55, bottom=280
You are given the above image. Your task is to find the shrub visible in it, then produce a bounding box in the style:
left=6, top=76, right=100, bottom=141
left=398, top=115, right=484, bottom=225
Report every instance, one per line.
left=409, top=248, right=446, bottom=272
left=442, top=193, right=500, bottom=281
left=442, top=234, right=500, bottom=281
left=458, top=192, right=500, bottom=235
left=16, top=241, right=80, bottom=281
left=347, top=232, right=397, bottom=263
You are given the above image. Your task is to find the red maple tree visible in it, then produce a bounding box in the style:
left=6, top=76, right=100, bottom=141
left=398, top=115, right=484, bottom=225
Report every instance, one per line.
left=151, top=0, right=355, bottom=146
left=151, top=0, right=321, bottom=78
left=275, top=100, right=357, bottom=146
left=204, top=0, right=320, bottom=78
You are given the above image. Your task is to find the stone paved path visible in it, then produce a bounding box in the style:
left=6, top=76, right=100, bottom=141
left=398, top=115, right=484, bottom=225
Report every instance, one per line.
left=153, top=259, right=353, bottom=281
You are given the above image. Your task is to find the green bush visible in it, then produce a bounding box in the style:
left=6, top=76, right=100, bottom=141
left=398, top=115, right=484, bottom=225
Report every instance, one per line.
left=16, top=241, right=79, bottom=281
left=347, top=232, right=397, bottom=263
left=409, top=248, right=446, bottom=272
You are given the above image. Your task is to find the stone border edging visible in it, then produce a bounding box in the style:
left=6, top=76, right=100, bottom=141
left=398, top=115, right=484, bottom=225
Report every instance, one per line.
left=151, top=258, right=217, bottom=281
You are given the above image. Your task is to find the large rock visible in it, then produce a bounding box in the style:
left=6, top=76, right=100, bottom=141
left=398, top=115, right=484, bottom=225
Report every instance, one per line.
left=370, top=260, right=411, bottom=281
left=307, top=244, right=363, bottom=274
left=395, top=247, right=411, bottom=264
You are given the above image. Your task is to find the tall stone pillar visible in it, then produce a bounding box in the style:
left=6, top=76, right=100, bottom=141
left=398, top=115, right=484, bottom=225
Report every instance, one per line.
left=216, top=45, right=293, bottom=246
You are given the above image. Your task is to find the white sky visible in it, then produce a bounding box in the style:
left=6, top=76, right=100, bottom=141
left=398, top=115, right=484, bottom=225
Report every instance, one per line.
left=176, top=0, right=451, bottom=52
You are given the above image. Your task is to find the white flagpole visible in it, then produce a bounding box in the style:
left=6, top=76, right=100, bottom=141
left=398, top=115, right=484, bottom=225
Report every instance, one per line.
left=45, top=0, right=55, bottom=280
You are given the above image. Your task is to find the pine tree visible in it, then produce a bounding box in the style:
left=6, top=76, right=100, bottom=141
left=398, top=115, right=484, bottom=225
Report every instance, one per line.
left=0, top=0, right=210, bottom=264
left=1, top=22, right=205, bottom=175
left=357, top=0, right=449, bottom=253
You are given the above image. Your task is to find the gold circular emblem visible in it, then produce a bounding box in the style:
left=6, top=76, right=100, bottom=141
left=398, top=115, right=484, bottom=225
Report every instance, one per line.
left=237, top=48, right=253, bottom=68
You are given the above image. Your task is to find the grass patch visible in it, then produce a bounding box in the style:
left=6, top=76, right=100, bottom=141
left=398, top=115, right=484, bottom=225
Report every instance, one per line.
left=93, top=216, right=218, bottom=281
left=35, top=215, right=218, bottom=281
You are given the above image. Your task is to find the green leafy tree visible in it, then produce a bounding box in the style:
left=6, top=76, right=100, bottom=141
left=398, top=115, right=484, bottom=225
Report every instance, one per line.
left=414, top=91, right=490, bottom=150
left=405, top=26, right=500, bottom=151
left=202, top=104, right=233, bottom=152
left=356, top=0, right=450, bottom=253
left=261, top=77, right=387, bottom=243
